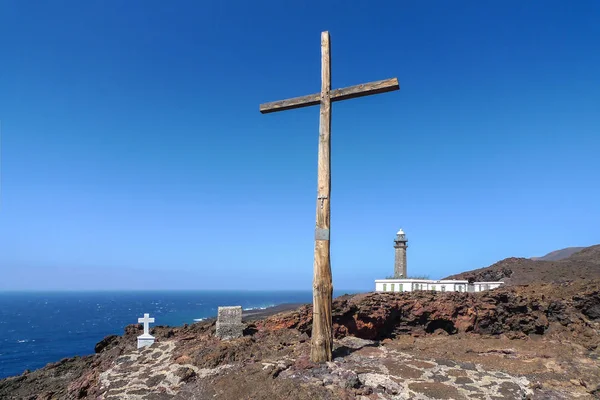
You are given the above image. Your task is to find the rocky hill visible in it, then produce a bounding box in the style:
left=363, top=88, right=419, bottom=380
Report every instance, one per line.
left=1, top=279, right=599, bottom=399
left=531, top=246, right=586, bottom=261
left=444, top=244, right=600, bottom=285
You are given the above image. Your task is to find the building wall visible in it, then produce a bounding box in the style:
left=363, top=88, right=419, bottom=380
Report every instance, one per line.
left=375, top=279, right=503, bottom=293
left=393, top=245, right=407, bottom=278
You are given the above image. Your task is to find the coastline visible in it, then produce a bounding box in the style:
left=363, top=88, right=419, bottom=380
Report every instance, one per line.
left=242, top=302, right=306, bottom=321
left=2, top=281, right=599, bottom=399
left=193, top=302, right=307, bottom=324
left=0, top=291, right=317, bottom=380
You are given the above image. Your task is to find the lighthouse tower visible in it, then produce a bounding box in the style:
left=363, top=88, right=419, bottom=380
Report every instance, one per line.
left=393, top=229, right=408, bottom=278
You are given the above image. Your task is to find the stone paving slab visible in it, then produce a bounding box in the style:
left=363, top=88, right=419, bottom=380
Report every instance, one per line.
left=278, top=336, right=535, bottom=399
left=99, top=341, right=231, bottom=399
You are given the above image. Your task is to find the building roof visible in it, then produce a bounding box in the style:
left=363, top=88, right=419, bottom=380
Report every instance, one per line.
left=374, top=278, right=505, bottom=284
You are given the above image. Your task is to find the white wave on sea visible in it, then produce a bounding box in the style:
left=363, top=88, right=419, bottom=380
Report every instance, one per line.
left=193, top=304, right=275, bottom=321
left=243, top=305, right=274, bottom=311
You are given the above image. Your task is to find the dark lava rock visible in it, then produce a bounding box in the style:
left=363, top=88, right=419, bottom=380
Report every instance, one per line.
left=574, top=291, right=600, bottom=320
left=175, top=367, right=197, bottom=384
left=95, top=335, right=119, bottom=353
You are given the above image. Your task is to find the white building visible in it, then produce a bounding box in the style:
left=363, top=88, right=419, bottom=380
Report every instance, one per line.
left=374, top=229, right=504, bottom=293
left=375, top=279, right=503, bottom=293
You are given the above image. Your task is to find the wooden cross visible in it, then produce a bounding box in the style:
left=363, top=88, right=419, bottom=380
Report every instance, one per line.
left=259, top=31, right=399, bottom=362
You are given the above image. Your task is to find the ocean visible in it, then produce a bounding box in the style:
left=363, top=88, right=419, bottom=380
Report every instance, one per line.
left=0, top=290, right=353, bottom=379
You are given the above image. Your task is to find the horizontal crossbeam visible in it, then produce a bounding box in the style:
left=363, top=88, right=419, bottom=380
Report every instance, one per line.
left=259, top=78, right=399, bottom=114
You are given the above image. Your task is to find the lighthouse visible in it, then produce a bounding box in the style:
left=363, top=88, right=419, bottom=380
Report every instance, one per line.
left=375, top=228, right=504, bottom=293
left=393, top=229, right=408, bottom=278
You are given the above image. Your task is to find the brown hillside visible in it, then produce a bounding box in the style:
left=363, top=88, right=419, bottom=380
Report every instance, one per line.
left=566, top=245, right=600, bottom=264
left=444, top=244, right=600, bottom=285
left=531, top=246, right=585, bottom=261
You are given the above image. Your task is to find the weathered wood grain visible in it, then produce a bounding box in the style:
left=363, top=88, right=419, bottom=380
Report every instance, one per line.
left=259, top=93, right=321, bottom=114
left=330, top=77, right=399, bottom=102
left=259, top=78, right=399, bottom=114
left=310, top=31, right=333, bottom=363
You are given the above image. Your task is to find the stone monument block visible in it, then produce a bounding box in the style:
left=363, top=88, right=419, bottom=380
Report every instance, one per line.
left=137, top=334, right=155, bottom=349
left=216, top=306, right=244, bottom=340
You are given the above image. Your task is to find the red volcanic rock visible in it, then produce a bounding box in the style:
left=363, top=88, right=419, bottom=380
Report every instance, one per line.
left=67, top=370, right=97, bottom=399
left=259, top=281, right=600, bottom=344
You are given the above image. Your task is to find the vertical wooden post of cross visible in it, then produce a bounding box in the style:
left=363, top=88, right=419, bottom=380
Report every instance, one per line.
left=311, top=31, right=333, bottom=362
left=259, top=31, right=399, bottom=362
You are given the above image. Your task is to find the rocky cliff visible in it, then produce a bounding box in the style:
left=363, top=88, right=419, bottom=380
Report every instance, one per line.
left=1, top=279, right=599, bottom=399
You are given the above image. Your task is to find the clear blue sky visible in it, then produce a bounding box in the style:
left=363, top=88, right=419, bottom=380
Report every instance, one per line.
left=1, top=1, right=599, bottom=291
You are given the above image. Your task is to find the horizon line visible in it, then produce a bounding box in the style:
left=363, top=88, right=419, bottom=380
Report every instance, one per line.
left=0, top=288, right=366, bottom=293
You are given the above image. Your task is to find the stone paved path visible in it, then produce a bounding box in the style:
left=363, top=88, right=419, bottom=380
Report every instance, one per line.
left=99, top=341, right=230, bottom=399
left=97, top=337, right=547, bottom=399
left=279, top=337, right=535, bottom=399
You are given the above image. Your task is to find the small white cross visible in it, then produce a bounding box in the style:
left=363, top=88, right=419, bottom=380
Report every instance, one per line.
left=138, top=313, right=155, bottom=336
